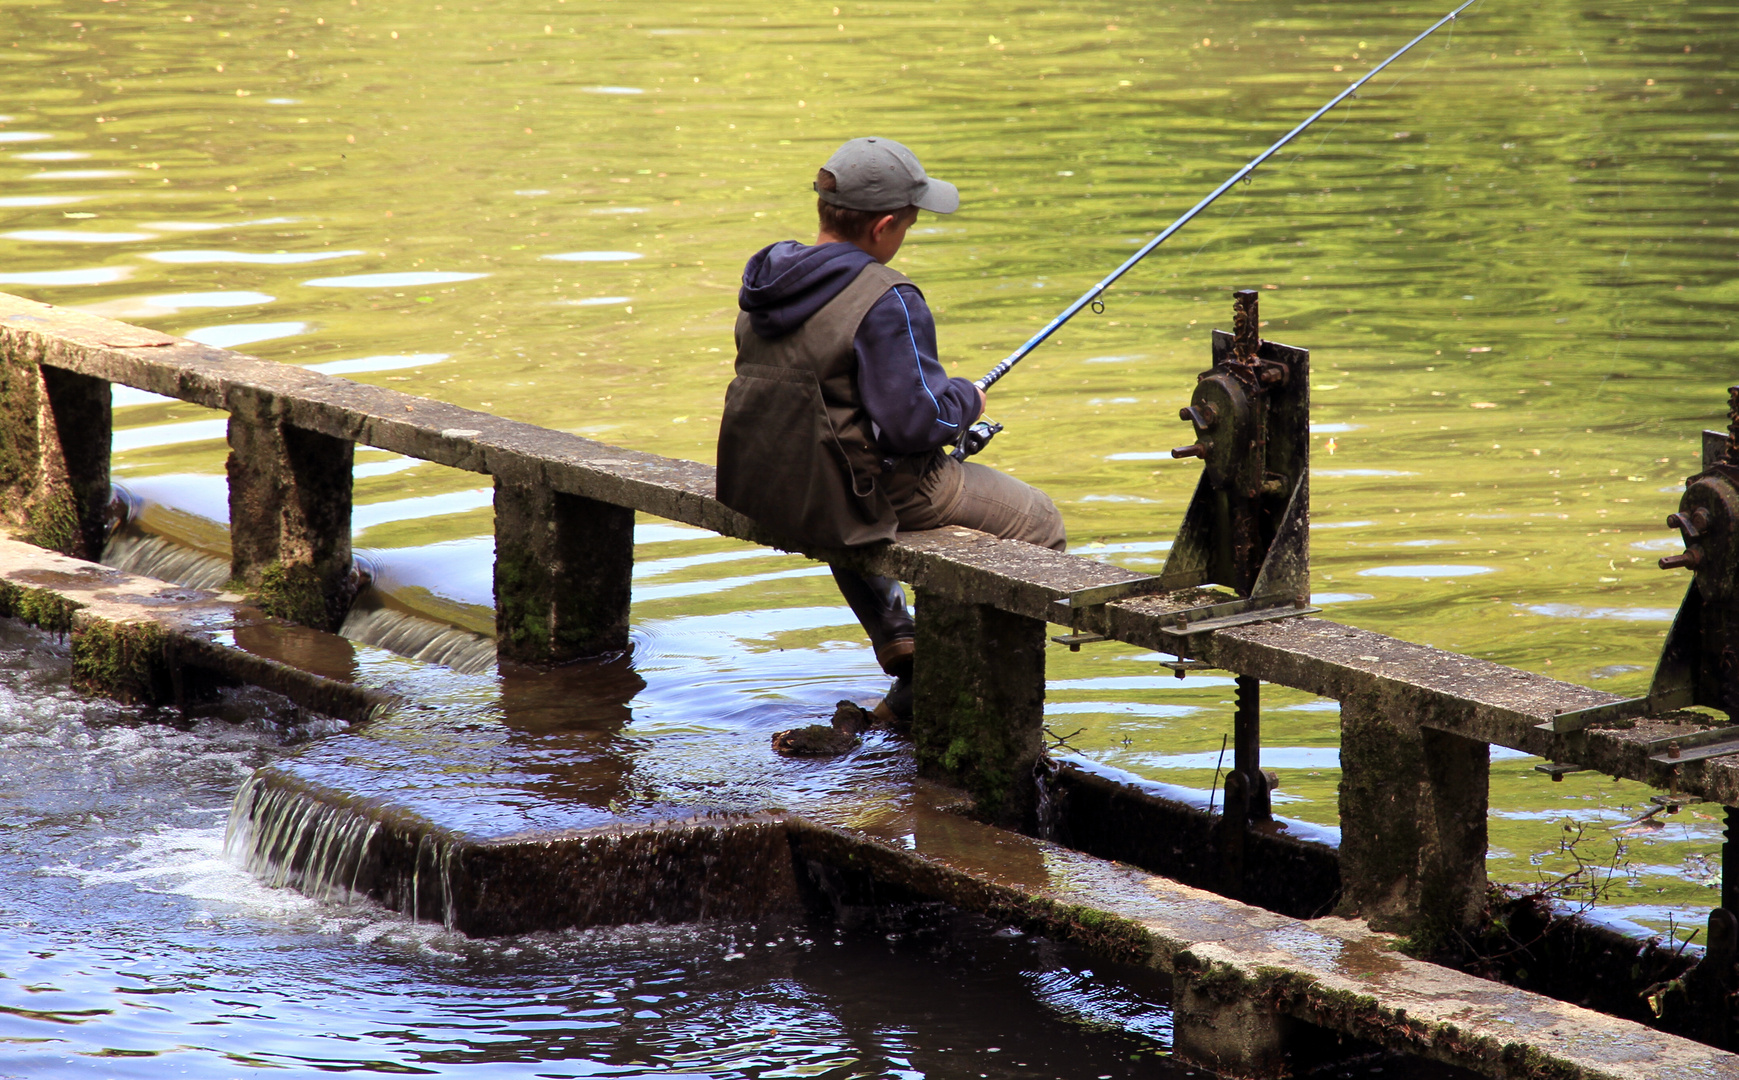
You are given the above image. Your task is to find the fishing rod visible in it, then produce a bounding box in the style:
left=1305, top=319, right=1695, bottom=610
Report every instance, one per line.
left=953, top=0, right=1479, bottom=460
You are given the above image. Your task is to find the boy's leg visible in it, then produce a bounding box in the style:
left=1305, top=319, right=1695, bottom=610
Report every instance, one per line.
left=829, top=566, right=915, bottom=677
left=900, top=457, right=1066, bottom=551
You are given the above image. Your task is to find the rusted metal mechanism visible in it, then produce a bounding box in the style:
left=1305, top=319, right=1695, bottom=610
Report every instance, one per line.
left=1548, top=388, right=1739, bottom=1046
left=1048, top=291, right=1311, bottom=895
left=1170, top=291, right=1312, bottom=891
left=1655, top=392, right=1739, bottom=717
left=1162, top=289, right=1311, bottom=599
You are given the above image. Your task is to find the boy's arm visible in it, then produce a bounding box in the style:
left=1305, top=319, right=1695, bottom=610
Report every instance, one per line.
left=854, top=284, right=983, bottom=455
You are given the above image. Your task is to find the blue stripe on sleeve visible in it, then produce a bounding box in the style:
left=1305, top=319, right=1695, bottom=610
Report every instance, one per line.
left=891, top=286, right=957, bottom=429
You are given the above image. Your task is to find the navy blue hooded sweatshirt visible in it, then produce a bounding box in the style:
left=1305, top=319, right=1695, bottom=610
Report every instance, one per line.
left=738, top=240, right=982, bottom=456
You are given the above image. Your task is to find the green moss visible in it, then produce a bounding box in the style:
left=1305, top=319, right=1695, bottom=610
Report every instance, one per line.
left=1041, top=901, right=1149, bottom=963
left=21, top=487, right=78, bottom=555
left=0, top=348, right=41, bottom=500
left=919, top=684, right=1020, bottom=817
left=71, top=619, right=166, bottom=704
left=0, top=579, right=80, bottom=637
left=254, top=561, right=331, bottom=629
left=494, top=547, right=543, bottom=653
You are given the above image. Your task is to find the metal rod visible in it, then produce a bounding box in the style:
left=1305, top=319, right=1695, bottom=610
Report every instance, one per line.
left=974, top=0, right=1479, bottom=392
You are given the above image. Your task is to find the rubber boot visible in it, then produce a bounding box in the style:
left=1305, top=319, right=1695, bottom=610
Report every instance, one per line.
left=829, top=567, right=914, bottom=678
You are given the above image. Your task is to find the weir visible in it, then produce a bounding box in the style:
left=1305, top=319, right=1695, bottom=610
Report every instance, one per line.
left=4, top=288, right=1739, bottom=1075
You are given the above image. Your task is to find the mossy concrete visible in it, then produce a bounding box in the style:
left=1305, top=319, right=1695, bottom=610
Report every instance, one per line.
left=0, top=348, right=112, bottom=560
left=252, top=560, right=332, bottom=629
left=229, top=767, right=1739, bottom=1079
left=3, top=286, right=1736, bottom=946
left=492, top=480, right=633, bottom=663
left=226, top=386, right=356, bottom=633
left=1338, top=692, right=1490, bottom=946
left=911, top=586, right=1046, bottom=827
left=0, top=528, right=390, bottom=722
left=70, top=619, right=168, bottom=704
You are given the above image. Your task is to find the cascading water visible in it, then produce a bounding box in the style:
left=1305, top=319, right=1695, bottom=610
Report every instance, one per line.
left=223, top=772, right=466, bottom=927
left=103, top=481, right=499, bottom=676
left=338, top=600, right=497, bottom=675
left=225, top=772, right=383, bottom=907
left=1034, top=756, right=1061, bottom=843
left=103, top=527, right=233, bottom=590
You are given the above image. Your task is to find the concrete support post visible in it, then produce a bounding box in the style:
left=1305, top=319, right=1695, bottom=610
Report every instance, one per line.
left=1173, top=973, right=1293, bottom=1079
left=911, top=587, right=1046, bottom=827
left=1338, top=693, right=1490, bottom=948
left=0, top=357, right=111, bottom=559
left=226, top=388, right=355, bottom=632
left=493, top=480, right=633, bottom=664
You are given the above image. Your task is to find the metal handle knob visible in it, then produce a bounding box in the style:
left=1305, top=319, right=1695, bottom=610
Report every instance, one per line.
left=1172, top=443, right=1208, bottom=459
left=1660, top=548, right=1704, bottom=570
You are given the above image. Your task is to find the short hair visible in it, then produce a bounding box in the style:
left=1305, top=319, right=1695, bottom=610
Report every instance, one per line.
left=816, top=169, right=918, bottom=242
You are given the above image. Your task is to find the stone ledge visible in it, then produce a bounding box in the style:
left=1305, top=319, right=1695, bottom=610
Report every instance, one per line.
left=0, top=531, right=391, bottom=723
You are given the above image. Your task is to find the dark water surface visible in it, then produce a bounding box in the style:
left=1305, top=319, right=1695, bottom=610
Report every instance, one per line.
left=0, top=0, right=1735, bottom=1071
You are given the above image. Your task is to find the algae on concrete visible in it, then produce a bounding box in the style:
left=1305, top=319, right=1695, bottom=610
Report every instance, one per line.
left=71, top=619, right=167, bottom=704
left=252, top=560, right=335, bottom=630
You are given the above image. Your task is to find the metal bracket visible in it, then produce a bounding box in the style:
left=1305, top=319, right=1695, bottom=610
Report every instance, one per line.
left=1536, top=686, right=1697, bottom=734
left=1049, top=575, right=1169, bottom=618
left=1051, top=631, right=1109, bottom=652
left=1160, top=658, right=1215, bottom=679
left=1534, top=761, right=1588, bottom=781
left=1155, top=593, right=1319, bottom=638
left=1048, top=575, right=1172, bottom=650
left=1645, top=725, right=1739, bottom=766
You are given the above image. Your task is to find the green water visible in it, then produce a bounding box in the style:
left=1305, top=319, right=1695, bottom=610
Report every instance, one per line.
left=3, top=0, right=1736, bottom=933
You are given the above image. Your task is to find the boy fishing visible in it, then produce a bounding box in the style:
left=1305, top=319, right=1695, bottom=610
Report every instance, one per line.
left=716, top=137, right=1065, bottom=721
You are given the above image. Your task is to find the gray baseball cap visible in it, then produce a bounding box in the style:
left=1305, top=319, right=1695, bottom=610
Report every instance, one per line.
left=815, top=137, right=959, bottom=214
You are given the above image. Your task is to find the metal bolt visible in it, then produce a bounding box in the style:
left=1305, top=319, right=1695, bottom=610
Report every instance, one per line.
left=1172, top=443, right=1208, bottom=459
left=1294, top=594, right=1309, bottom=609
left=1669, top=741, right=1682, bottom=760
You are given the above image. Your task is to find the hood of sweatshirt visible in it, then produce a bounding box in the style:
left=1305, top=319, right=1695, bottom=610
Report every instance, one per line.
left=738, top=240, right=875, bottom=339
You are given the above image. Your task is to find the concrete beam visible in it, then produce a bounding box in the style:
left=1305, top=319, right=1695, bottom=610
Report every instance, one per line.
left=0, top=293, right=1146, bottom=619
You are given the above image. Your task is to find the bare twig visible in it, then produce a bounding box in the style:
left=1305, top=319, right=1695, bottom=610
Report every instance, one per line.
left=1208, top=733, right=1228, bottom=815
left=1044, top=725, right=1087, bottom=753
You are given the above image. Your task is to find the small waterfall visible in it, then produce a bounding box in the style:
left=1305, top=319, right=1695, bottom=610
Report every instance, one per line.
left=224, top=772, right=382, bottom=906
left=339, top=601, right=497, bottom=676
left=102, top=526, right=232, bottom=591
left=224, top=771, right=461, bottom=926
left=104, top=482, right=499, bottom=677
left=1034, top=756, right=1061, bottom=842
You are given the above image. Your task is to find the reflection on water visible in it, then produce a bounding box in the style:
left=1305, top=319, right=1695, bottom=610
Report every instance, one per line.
left=0, top=0, right=1733, bottom=1060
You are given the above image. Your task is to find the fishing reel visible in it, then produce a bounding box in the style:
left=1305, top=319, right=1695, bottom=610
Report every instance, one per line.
left=950, top=418, right=1003, bottom=462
